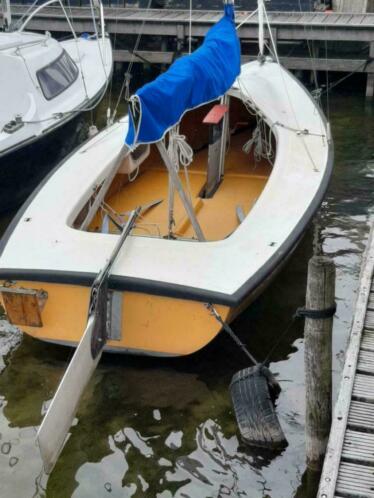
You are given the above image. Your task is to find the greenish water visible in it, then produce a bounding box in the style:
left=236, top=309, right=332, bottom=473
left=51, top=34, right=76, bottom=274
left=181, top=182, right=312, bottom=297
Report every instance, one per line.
left=0, top=91, right=373, bottom=497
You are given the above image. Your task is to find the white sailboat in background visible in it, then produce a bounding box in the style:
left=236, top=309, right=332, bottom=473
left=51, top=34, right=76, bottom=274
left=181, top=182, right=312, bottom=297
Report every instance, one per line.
left=0, top=0, right=332, bottom=473
left=0, top=0, right=113, bottom=209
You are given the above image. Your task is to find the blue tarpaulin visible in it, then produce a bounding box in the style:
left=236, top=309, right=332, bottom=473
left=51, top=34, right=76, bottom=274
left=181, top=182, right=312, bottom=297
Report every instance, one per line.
left=125, top=4, right=241, bottom=147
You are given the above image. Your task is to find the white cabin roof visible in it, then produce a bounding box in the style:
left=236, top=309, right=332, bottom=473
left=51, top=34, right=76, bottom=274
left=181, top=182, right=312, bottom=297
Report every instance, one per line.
left=0, top=31, right=112, bottom=156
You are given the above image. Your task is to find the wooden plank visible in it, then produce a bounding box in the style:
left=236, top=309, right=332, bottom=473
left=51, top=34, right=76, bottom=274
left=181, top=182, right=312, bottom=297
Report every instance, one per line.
left=320, top=13, right=344, bottom=24
left=340, top=14, right=354, bottom=25
left=196, top=12, right=217, bottom=21
left=120, top=10, right=150, bottom=19
left=318, top=14, right=332, bottom=24
left=361, top=14, right=374, bottom=25
left=329, top=13, right=346, bottom=24
left=366, top=310, right=374, bottom=330
left=297, top=14, right=319, bottom=24
left=367, top=42, right=374, bottom=100
left=342, top=430, right=374, bottom=465
left=349, top=401, right=374, bottom=431
left=7, top=7, right=374, bottom=42
left=352, top=374, right=374, bottom=402
left=113, top=50, right=373, bottom=74
left=361, top=330, right=374, bottom=352
left=304, top=256, right=334, bottom=469
left=271, top=14, right=293, bottom=23
left=337, top=465, right=374, bottom=496
left=350, top=15, right=366, bottom=25
left=357, top=350, right=374, bottom=374
left=1, top=287, right=45, bottom=327
left=318, top=224, right=374, bottom=498
left=367, top=292, right=374, bottom=310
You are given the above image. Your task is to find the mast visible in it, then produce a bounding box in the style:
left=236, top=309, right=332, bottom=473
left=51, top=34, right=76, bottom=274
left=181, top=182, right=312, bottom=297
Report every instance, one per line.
left=258, top=0, right=265, bottom=56
left=92, top=0, right=106, bottom=65
left=1, top=0, right=11, bottom=31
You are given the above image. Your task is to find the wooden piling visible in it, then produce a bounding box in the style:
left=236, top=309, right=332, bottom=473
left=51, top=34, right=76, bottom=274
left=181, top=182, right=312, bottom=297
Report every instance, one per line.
left=366, top=42, right=374, bottom=99
left=304, top=255, right=335, bottom=470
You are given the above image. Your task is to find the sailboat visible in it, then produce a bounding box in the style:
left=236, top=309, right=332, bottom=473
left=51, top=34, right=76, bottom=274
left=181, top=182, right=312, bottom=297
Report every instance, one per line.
left=0, top=0, right=113, bottom=210
left=0, top=0, right=332, bottom=471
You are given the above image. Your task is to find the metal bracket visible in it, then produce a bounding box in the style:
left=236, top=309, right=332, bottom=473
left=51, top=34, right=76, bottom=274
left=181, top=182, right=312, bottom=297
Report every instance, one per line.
left=107, top=291, right=122, bottom=341
left=0, top=285, right=48, bottom=327
left=3, top=115, right=24, bottom=134
left=89, top=280, right=108, bottom=359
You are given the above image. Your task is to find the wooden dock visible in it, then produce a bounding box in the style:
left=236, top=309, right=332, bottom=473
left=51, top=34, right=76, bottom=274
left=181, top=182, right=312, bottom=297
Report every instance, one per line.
left=3, top=6, right=374, bottom=42
left=319, top=224, right=374, bottom=498
left=1, top=6, right=374, bottom=95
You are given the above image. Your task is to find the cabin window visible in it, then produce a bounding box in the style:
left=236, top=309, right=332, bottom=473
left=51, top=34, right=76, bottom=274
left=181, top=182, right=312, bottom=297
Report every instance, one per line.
left=37, top=50, right=79, bottom=100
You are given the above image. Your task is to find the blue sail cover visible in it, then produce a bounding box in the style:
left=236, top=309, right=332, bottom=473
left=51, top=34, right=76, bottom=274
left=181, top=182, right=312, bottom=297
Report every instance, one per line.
left=125, top=4, right=241, bottom=147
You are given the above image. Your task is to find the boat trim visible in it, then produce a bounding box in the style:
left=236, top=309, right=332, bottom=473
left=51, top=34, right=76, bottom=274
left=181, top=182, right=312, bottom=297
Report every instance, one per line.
left=41, top=337, right=180, bottom=357
left=0, top=70, right=334, bottom=307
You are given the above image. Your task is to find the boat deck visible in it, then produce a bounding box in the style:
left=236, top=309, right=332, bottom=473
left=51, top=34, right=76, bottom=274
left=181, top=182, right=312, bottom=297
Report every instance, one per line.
left=319, top=223, right=374, bottom=498
left=92, top=132, right=271, bottom=241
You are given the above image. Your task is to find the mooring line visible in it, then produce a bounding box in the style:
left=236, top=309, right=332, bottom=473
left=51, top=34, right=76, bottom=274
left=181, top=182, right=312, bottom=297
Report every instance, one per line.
left=205, top=303, right=258, bottom=366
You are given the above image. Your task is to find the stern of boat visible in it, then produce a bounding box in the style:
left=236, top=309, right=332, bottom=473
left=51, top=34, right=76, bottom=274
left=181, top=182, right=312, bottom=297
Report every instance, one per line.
left=0, top=280, right=231, bottom=356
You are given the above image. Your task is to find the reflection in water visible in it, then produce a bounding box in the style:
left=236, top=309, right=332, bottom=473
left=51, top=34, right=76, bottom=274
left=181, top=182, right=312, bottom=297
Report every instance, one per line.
left=0, top=93, right=373, bottom=497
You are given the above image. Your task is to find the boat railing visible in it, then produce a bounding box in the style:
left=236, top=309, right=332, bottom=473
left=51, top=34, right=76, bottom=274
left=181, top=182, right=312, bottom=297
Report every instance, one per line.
left=16, top=0, right=107, bottom=66
left=17, top=0, right=77, bottom=39
left=0, top=34, right=49, bottom=51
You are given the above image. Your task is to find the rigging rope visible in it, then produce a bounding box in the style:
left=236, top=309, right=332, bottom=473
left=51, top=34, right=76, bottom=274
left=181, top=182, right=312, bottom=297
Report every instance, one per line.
left=188, top=0, right=192, bottom=54
left=168, top=128, right=194, bottom=169
left=323, top=58, right=373, bottom=94
left=324, top=27, right=330, bottom=123
left=12, top=0, right=39, bottom=30
left=167, top=126, right=194, bottom=208
left=69, top=0, right=89, bottom=103
left=237, top=80, right=274, bottom=164
left=107, top=0, right=120, bottom=118
left=262, top=5, right=321, bottom=173
left=111, top=0, right=153, bottom=123
left=298, top=0, right=319, bottom=93
left=235, top=8, right=258, bottom=32
left=88, top=0, right=108, bottom=83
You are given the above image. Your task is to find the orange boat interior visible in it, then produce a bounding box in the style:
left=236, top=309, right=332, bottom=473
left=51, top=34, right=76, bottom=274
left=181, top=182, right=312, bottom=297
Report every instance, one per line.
left=86, top=97, right=274, bottom=241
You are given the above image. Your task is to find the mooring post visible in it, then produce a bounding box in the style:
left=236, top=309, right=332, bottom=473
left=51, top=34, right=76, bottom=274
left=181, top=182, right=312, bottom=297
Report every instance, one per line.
left=366, top=42, right=374, bottom=99
left=304, top=255, right=335, bottom=470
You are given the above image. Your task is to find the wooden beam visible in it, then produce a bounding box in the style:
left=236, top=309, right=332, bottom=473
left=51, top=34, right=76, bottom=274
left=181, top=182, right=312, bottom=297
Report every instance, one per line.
left=114, top=50, right=374, bottom=73
left=366, top=42, right=374, bottom=98
left=304, top=256, right=335, bottom=470
left=318, top=225, right=374, bottom=497
left=7, top=6, right=374, bottom=43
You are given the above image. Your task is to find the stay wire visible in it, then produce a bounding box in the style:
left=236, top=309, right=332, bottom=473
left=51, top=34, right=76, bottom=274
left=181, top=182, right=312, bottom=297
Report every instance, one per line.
left=262, top=314, right=298, bottom=365
left=324, top=25, right=330, bottom=123
left=207, top=302, right=300, bottom=368
left=206, top=304, right=258, bottom=365
left=188, top=0, right=192, bottom=54
left=108, top=0, right=120, bottom=112
left=322, top=58, right=372, bottom=94
left=298, top=0, right=318, bottom=91
left=112, top=0, right=153, bottom=121
left=12, top=0, right=39, bottom=31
